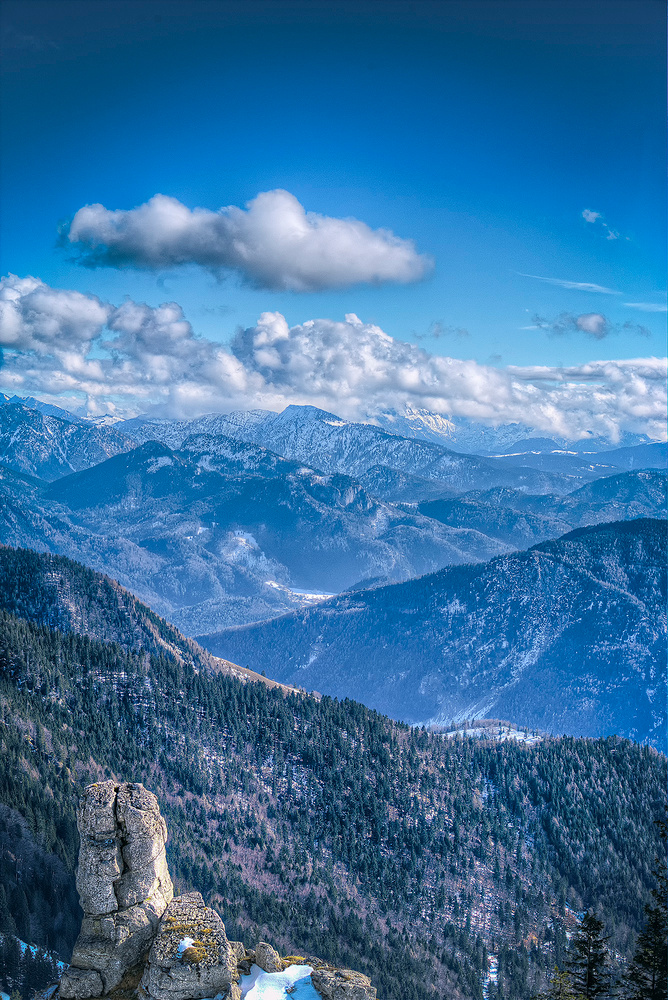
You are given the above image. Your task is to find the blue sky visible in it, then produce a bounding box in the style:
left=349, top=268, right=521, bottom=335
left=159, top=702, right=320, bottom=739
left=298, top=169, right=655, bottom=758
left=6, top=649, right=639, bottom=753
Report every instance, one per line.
left=0, top=0, right=666, bottom=436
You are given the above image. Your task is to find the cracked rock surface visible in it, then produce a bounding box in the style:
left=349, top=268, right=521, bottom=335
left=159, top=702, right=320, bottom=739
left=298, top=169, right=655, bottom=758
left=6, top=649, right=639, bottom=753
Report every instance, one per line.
left=140, top=891, right=237, bottom=1000
left=59, top=781, right=173, bottom=998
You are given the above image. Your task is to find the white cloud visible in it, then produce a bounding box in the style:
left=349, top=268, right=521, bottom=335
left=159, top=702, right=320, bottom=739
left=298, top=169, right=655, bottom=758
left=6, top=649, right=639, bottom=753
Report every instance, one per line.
left=0, top=275, right=110, bottom=350
left=518, top=273, right=621, bottom=294
left=582, top=209, right=601, bottom=223
left=65, top=190, right=432, bottom=292
left=1, top=275, right=665, bottom=443
left=580, top=208, right=624, bottom=241
left=624, top=302, right=668, bottom=313
left=0, top=273, right=263, bottom=416
left=575, top=313, right=608, bottom=337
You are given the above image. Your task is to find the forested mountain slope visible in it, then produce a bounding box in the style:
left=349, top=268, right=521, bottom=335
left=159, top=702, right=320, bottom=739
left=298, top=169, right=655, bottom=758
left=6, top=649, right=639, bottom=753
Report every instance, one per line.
left=0, top=545, right=665, bottom=1000
left=201, top=519, right=667, bottom=746
left=417, top=470, right=667, bottom=547
left=0, top=544, right=291, bottom=693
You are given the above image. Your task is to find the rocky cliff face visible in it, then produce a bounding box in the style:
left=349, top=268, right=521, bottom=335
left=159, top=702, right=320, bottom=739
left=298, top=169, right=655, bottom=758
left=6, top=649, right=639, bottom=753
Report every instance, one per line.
left=57, top=781, right=375, bottom=1000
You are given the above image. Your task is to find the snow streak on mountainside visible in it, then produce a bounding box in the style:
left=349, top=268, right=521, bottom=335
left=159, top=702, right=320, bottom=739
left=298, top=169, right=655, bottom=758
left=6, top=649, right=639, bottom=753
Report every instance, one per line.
left=200, top=519, right=667, bottom=747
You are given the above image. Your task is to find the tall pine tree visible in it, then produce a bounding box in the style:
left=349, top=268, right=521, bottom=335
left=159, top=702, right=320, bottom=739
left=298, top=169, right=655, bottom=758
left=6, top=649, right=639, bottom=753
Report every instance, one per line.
left=568, top=910, right=610, bottom=999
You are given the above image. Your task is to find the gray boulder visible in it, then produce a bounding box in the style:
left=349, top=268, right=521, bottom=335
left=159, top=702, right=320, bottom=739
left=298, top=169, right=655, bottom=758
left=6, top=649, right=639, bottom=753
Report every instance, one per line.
left=229, top=941, right=246, bottom=963
left=311, top=967, right=377, bottom=1000
left=140, top=891, right=237, bottom=1000
left=255, top=941, right=282, bottom=973
left=60, top=781, right=173, bottom=997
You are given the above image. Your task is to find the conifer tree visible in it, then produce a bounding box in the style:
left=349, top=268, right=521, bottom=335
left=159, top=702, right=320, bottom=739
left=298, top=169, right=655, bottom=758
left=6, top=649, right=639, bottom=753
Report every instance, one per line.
left=623, top=820, right=667, bottom=1000
left=567, top=910, right=610, bottom=999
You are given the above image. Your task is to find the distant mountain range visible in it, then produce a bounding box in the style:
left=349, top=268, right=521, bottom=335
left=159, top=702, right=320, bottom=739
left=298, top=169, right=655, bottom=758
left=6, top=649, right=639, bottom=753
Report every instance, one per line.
left=0, top=436, right=513, bottom=632
left=370, top=405, right=659, bottom=454
left=120, top=404, right=629, bottom=496
left=0, top=392, right=84, bottom=423
left=3, top=394, right=665, bottom=497
left=417, top=469, right=667, bottom=547
left=0, top=398, right=665, bottom=635
left=200, top=519, right=667, bottom=747
left=0, top=399, right=132, bottom=480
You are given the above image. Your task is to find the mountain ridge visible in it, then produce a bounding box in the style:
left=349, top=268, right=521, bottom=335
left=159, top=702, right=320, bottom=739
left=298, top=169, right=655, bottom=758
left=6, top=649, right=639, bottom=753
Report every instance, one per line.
left=199, top=518, right=667, bottom=746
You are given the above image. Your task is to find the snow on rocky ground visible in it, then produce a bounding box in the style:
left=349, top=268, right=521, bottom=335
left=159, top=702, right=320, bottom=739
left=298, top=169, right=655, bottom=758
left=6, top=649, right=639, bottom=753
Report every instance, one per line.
left=239, top=963, right=320, bottom=999
left=441, top=723, right=544, bottom=745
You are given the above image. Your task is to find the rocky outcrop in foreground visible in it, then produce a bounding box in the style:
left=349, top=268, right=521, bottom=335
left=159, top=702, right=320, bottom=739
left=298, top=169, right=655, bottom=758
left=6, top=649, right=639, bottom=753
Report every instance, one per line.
left=60, top=782, right=173, bottom=999
left=58, top=781, right=376, bottom=1000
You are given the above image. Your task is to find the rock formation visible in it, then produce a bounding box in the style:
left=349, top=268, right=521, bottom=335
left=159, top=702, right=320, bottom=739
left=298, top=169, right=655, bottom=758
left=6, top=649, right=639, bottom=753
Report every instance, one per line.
left=60, top=782, right=173, bottom=999
left=254, top=942, right=283, bottom=973
left=59, top=780, right=375, bottom=1000
left=311, top=968, right=377, bottom=1000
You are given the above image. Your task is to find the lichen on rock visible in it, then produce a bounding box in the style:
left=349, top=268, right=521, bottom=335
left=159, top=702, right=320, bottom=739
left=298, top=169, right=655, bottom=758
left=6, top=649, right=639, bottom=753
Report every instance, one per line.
left=140, top=891, right=237, bottom=1000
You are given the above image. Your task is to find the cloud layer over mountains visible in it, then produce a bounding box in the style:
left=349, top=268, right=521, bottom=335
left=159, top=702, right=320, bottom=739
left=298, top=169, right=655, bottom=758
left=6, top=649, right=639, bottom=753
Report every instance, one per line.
left=1, top=273, right=666, bottom=442
left=65, top=190, right=432, bottom=292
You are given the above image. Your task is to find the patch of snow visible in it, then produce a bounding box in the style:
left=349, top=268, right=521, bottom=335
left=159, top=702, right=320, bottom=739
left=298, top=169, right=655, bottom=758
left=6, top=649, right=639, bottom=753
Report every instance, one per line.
left=178, top=936, right=195, bottom=953
left=0, top=933, right=66, bottom=970
left=441, top=724, right=543, bottom=745
left=240, top=963, right=317, bottom=1000
left=147, top=456, right=173, bottom=473
left=289, top=588, right=335, bottom=598
left=483, top=955, right=499, bottom=1000
left=234, top=532, right=259, bottom=547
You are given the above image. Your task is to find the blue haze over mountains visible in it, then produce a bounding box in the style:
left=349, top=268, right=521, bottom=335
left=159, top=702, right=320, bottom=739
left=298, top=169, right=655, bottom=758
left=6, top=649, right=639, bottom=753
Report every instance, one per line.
left=0, top=393, right=665, bottom=745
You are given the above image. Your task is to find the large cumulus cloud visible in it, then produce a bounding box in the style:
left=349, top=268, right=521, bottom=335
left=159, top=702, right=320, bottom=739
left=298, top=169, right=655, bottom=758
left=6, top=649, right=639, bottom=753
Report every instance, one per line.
left=0, top=274, right=261, bottom=416
left=1, top=274, right=665, bottom=442
left=232, top=311, right=667, bottom=441
left=64, top=190, right=432, bottom=292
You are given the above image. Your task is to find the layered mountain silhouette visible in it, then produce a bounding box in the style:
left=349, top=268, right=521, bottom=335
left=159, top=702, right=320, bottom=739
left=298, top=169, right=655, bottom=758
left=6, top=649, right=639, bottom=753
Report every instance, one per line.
left=200, top=519, right=667, bottom=746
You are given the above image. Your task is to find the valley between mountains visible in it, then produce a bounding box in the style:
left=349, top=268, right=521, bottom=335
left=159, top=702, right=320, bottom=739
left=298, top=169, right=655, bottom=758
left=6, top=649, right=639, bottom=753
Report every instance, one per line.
left=201, top=518, right=666, bottom=746
left=0, top=395, right=665, bottom=1000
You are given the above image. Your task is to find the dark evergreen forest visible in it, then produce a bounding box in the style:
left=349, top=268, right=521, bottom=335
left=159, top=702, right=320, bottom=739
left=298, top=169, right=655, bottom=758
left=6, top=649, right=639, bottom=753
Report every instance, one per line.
left=0, top=545, right=665, bottom=1000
